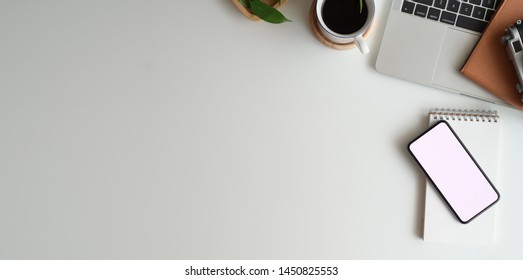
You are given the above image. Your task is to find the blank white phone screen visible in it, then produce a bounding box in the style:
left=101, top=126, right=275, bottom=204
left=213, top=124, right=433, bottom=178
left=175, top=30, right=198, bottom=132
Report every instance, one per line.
left=409, top=121, right=499, bottom=223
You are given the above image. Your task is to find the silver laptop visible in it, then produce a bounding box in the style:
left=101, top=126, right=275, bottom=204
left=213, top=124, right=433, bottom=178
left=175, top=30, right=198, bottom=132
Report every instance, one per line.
left=376, top=0, right=506, bottom=105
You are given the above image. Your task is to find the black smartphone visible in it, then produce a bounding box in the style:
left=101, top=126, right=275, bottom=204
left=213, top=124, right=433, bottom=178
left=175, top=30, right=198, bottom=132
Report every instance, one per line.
left=408, top=121, right=500, bottom=224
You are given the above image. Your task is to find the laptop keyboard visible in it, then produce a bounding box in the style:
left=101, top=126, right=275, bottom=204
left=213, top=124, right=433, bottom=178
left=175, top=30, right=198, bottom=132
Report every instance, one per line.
left=401, top=0, right=502, bottom=33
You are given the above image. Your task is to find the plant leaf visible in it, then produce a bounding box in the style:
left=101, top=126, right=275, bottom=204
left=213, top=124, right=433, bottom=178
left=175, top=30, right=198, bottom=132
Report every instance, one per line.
left=250, top=0, right=291, bottom=24
left=239, top=0, right=250, bottom=9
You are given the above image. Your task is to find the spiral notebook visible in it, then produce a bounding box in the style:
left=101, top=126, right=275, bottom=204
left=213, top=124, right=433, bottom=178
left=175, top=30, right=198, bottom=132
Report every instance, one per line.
left=423, top=109, right=501, bottom=245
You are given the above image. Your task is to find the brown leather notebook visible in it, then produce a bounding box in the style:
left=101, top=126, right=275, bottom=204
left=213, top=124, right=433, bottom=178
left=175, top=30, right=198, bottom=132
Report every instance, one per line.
left=461, top=0, right=523, bottom=110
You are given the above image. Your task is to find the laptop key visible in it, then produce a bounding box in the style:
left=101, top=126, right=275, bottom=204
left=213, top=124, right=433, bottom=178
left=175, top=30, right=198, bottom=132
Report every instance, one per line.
left=401, top=1, right=415, bottom=14
left=456, top=15, right=488, bottom=33
left=440, top=11, right=457, bottom=25
left=472, top=6, right=486, bottom=20
left=434, top=0, right=447, bottom=9
left=447, top=0, right=460, bottom=13
left=482, top=0, right=495, bottom=9
left=414, top=4, right=429, bottom=18
left=469, top=0, right=482, bottom=5
left=459, top=3, right=473, bottom=16
left=485, top=9, right=495, bottom=21
left=428, top=7, right=441, bottom=21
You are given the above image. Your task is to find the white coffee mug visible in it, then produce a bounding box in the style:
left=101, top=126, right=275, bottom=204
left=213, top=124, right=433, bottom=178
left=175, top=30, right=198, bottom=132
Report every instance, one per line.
left=316, top=0, right=375, bottom=54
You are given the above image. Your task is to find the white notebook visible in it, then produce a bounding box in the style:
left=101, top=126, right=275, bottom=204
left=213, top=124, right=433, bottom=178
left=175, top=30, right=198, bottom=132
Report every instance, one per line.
left=423, top=109, right=501, bottom=245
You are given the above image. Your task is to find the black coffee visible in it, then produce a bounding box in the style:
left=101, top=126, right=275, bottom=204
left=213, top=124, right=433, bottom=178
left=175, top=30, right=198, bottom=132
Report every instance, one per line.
left=321, top=0, right=368, bottom=35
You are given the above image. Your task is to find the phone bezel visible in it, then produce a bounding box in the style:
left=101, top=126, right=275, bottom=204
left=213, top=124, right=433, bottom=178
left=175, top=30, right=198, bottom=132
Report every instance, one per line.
left=408, top=120, right=500, bottom=224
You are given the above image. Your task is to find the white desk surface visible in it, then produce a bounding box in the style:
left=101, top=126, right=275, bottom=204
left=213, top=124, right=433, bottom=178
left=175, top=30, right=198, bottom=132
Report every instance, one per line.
left=1, top=1, right=523, bottom=259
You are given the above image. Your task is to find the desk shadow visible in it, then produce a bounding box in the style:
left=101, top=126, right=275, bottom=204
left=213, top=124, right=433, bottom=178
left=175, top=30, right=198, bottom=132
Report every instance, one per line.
left=396, top=112, right=430, bottom=239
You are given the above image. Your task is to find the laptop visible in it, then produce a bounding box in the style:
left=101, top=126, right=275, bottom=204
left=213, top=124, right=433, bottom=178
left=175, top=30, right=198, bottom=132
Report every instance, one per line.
left=376, top=0, right=506, bottom=105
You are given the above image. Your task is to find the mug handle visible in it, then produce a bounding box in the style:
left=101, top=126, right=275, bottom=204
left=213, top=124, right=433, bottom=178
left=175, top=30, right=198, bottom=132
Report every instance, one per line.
left=355, top=34, right=369, bottom=55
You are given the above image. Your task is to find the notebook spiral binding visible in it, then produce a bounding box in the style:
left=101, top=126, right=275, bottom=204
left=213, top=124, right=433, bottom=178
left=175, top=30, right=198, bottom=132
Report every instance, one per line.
left=429, top=109, right=499, bottom=123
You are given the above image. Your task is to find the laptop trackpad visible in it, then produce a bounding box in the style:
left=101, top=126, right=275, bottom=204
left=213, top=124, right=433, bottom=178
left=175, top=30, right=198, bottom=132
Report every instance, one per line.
left=432, top=29, right=491, bottom=97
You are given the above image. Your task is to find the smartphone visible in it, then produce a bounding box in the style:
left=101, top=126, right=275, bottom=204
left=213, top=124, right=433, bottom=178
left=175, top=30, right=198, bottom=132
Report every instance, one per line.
left=408, top=120, right=500, bottom=224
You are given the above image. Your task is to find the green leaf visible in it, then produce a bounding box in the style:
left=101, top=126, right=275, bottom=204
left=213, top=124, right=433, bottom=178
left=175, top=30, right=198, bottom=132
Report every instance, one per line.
left=250, top=0, right=291, bottom=24
left=239, top=0, right=250, bottom=9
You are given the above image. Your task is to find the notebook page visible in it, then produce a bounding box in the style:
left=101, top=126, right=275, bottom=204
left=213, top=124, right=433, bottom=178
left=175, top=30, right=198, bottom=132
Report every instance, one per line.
left=423, top=109, right=500, bottom=245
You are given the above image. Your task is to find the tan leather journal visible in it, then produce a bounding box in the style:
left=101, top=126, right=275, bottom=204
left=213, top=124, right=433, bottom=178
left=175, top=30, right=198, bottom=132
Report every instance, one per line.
left=461, top=0, right=523, bottom=110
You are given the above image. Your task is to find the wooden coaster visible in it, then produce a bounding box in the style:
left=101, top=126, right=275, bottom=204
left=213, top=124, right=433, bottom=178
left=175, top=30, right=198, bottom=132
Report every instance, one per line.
left=310, top=0, right=373, bottom=50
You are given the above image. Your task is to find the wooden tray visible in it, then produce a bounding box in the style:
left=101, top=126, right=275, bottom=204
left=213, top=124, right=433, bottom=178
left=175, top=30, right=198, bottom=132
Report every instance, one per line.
left=233, top=0, right=288, bottom=21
